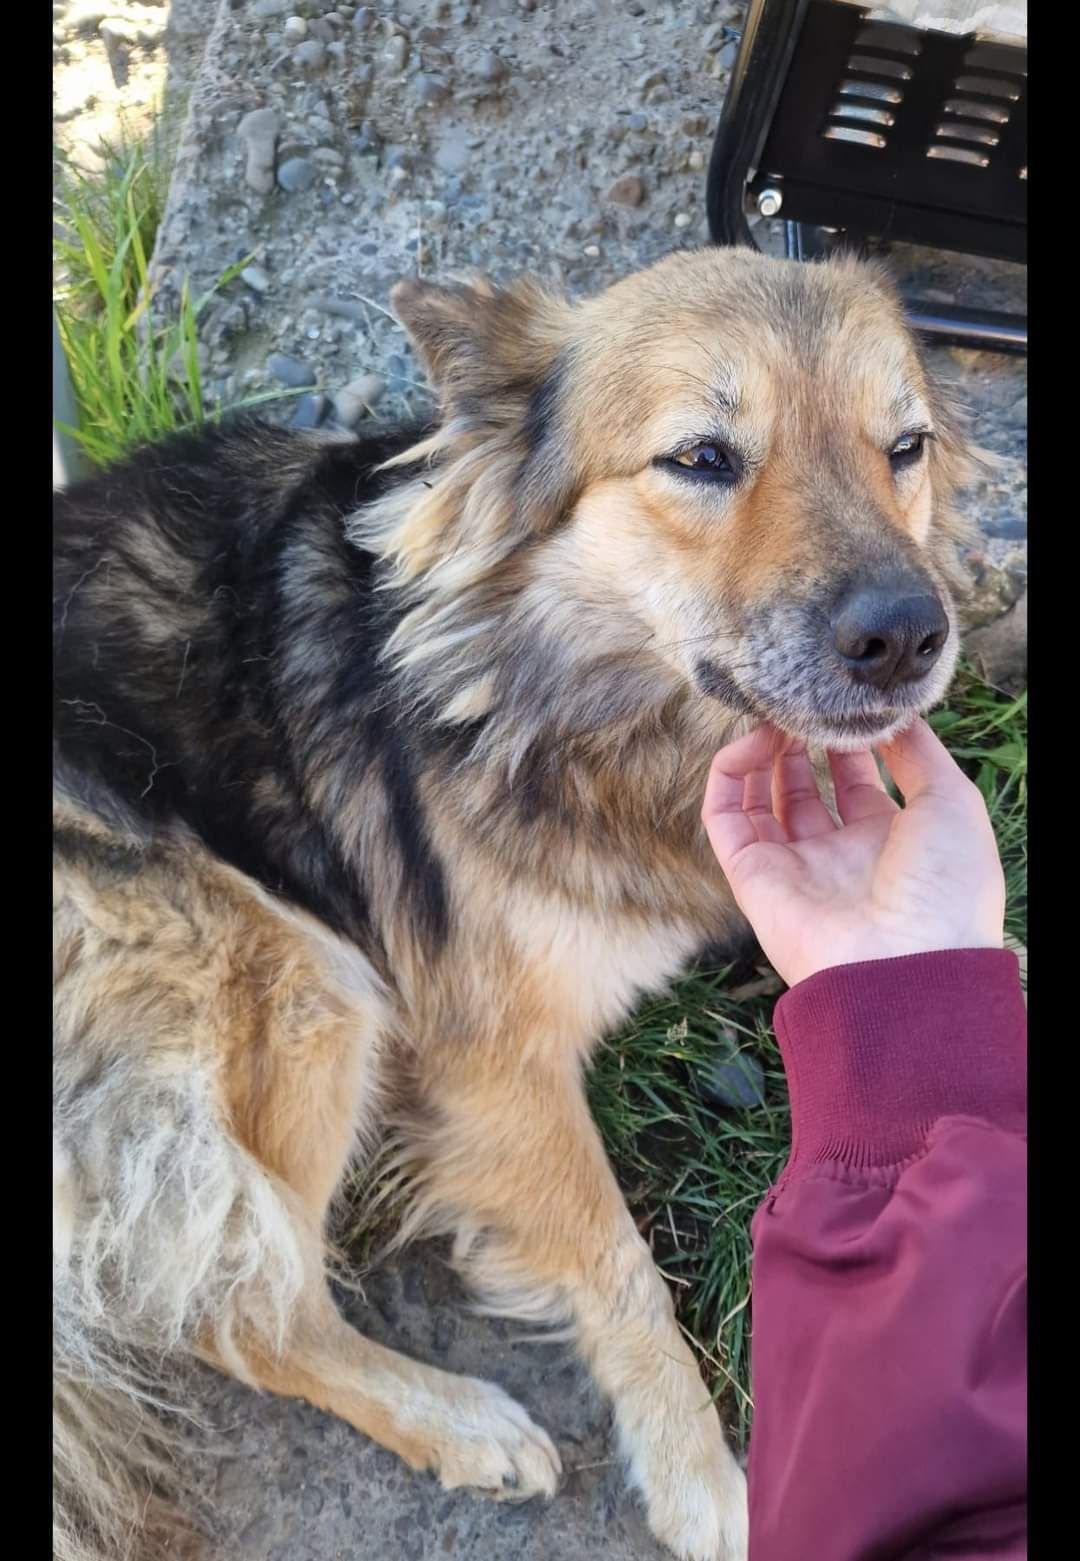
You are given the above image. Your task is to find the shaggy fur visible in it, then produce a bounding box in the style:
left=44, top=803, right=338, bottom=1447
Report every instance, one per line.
left=53, top=247, right=974, bottom=1561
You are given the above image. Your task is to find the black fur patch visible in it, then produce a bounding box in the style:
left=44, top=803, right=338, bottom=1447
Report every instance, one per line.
left=53, top=419, right=450, bottom=963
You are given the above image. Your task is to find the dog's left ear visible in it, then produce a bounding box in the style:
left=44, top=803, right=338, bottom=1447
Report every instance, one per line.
left=391, top=274, right=570, bottom=419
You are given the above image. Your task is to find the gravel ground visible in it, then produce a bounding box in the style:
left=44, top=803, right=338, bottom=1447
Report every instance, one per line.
left=53, top=6, right=1028, bottom=1556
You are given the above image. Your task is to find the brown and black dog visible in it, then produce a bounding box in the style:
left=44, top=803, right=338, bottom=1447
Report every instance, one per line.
left=54, top=247, right=973, bottom=1561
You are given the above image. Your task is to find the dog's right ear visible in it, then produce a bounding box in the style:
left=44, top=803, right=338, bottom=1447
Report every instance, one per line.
left=390, top=274, right=570, bottom=421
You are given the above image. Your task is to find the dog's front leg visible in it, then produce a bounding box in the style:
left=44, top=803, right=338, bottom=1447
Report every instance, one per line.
left=412, top=1048, right=748, bottom=1561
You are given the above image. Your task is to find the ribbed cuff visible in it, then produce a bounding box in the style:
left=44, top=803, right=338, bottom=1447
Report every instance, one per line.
left=773, top=950, right=1026, bottom=1175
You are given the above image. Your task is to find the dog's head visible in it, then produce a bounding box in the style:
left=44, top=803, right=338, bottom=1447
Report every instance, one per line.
left=379, top=248, right=972, bottom=751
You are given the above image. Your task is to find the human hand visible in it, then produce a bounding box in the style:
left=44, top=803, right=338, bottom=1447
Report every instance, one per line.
left=701, top=718, right=1006, bottom=989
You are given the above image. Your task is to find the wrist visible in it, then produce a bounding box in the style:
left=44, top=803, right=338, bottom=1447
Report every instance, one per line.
left=786, top=931, right=1005, bottom=988
left=772, top=949, right=1026, bottom=1175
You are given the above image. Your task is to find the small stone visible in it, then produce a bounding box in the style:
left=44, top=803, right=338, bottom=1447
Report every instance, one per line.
left=352, top=5, right=374, bottom=31
left=682, top=114, right=708, bottom=136
left=433, top=131, right=470, bottom=175
left=715, top=39, right=739, bottom=71
left=277, top=157, right=317, bottom=192
left=702, top=1043, right=766, bottom=1111
left=332, top=373, right=386, bottom=427
left=688, top=149, right=705, bottom=172
left=964, top=589, right=1027, bottom=689
left=636, top=67, right=666, bottom=97
left=583, top=243, right=600, bottom=257
left=476, top=50, right=507, bottom=82
left=99, top=18, right=135, bottom=47
left=293, top=39, right=326, bottom=69
left=268, top=354, right=316, bottom=388
left=240, top=265, right=271, bottom=293
left=414, top=73, right=449, bottom=105
left=291, top=393, right=329, bottom=429
left=606, top=174, right=645, bottom=208
left=382, top=35, right=408, bottom=73
left=673, top=212, right=692, bottom=229
left=237, top=108, right=280, bottom=195
left=311, top=146, right=344, bottom=168
left=254, top=0, right=289, bottom=15
left=628, top=112, right=648, bottom=132
left=283, top=16, right=307, bottom=41
left=66, top=5, right=110, bottom=35
left=306, top=18, right=335, bottom=41
left=326, top=40, right=345, bottom=62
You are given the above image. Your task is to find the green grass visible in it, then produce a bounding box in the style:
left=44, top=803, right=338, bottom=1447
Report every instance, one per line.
left=590, top=662, right=1027, bottom=1447
left=53, top=125, right=290, bottom=470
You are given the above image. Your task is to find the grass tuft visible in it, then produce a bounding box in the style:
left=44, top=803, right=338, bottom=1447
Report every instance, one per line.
left=53, top=125, right=293, bottom=470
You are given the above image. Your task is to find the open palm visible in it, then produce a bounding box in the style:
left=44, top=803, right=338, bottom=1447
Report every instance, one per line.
left=701, top=719, right=1005, bottom=989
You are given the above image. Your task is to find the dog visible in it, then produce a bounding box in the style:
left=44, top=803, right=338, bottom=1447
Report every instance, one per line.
left=53, top=246, right=973, bottom=1561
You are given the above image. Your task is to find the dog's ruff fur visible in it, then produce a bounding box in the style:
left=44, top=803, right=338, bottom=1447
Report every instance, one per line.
left=53, top=247, right=974, bottom=1561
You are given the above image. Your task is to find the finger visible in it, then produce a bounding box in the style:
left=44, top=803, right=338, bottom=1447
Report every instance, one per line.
left=741, top=755, right=790, bottom=846
left=828, top=748, right=898, bottom=824
left=772, top=745, right=837, bottom=840
left=878, top=717, right=983, bottom=810
left=702, top=731, right=789, bottom=871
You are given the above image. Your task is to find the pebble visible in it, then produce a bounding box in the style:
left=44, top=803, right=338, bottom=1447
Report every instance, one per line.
left=311, top=147, right=345, bottom=169
left=291, top=393, right=329, bottom=429
left=636, top=67, right=666, bottom=97
left=254, top=0, right=289, bottom=16
left=583, top=243, right=600, bottom=257
left=606, top=174, right=645, bottom=208
left=332, top=373, right=386, bottom=427
left=237, top=108, right=280, bottom=195
left=283, top=16, right=307, bottom=42
left=688, top=149, right=705, bottom=172
left=703, top=1044, right=766, bottom=1110
left=306, top=294, right=368, bottom=322
left=66, top=4, right=110, bottom=34
left=268, top=354, right=317, bottom=388
left=414, top=73, right=449, bottom=106
left=383, top=35, right=409, bottom=73
left=327, top=40, right=346, bottom=63
left=434, top=131, right=470, bottom=175
left=277, top=157, right=317, bottom=192
left=99, top=18, right=135, bottom=47
left=306, top=18, right=336, bottom=42
left=714, top=39, right=739, bottom=71
left=673, top=212, right=692, bottom=229
left=352, top=6, right=374, bottom=31
left=628, top=112, right=648, bottom=132
left=241, top=264, right=271, bottom=293
left=476, top=50, right=508, bottom=82
left=293, top=39, right=327, bottom=70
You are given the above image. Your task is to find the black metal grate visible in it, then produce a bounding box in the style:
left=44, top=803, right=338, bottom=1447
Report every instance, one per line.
left=753, top=0, right=1026, bottom=261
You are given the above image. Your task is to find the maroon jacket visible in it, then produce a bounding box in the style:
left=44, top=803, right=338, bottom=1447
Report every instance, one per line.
left=748, top=950, right=1027, bottom=1560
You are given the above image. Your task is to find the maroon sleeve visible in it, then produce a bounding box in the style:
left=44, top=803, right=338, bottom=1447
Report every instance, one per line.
left=747, top=950, right=1026, bottom=1561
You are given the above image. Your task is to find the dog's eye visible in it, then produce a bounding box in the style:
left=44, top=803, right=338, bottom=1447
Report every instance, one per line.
left=660, top=443, right=739, bottom=483
left=889, top=431, right=927, bottom=467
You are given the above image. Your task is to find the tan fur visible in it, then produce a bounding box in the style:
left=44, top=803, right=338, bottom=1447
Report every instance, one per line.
left=55, top=247, right=978, bottom=1561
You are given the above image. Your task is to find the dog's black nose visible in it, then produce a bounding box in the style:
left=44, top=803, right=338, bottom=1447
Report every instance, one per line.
left=832, top=587, right=949, bottom=692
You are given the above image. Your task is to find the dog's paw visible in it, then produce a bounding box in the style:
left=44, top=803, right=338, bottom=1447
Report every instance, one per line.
left=621, top=1402, right=748, bottom=1561
left=408, top=1374, right=562, bottom=1502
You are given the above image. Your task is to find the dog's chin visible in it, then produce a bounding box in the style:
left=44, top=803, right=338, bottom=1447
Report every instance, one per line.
left=778, top=710, right=916, bottom=753
left=694, top=651, right=956, bottom=752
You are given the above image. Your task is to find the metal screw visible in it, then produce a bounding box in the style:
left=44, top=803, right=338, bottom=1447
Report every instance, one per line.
left=756, top=187, right=783, bottom=217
